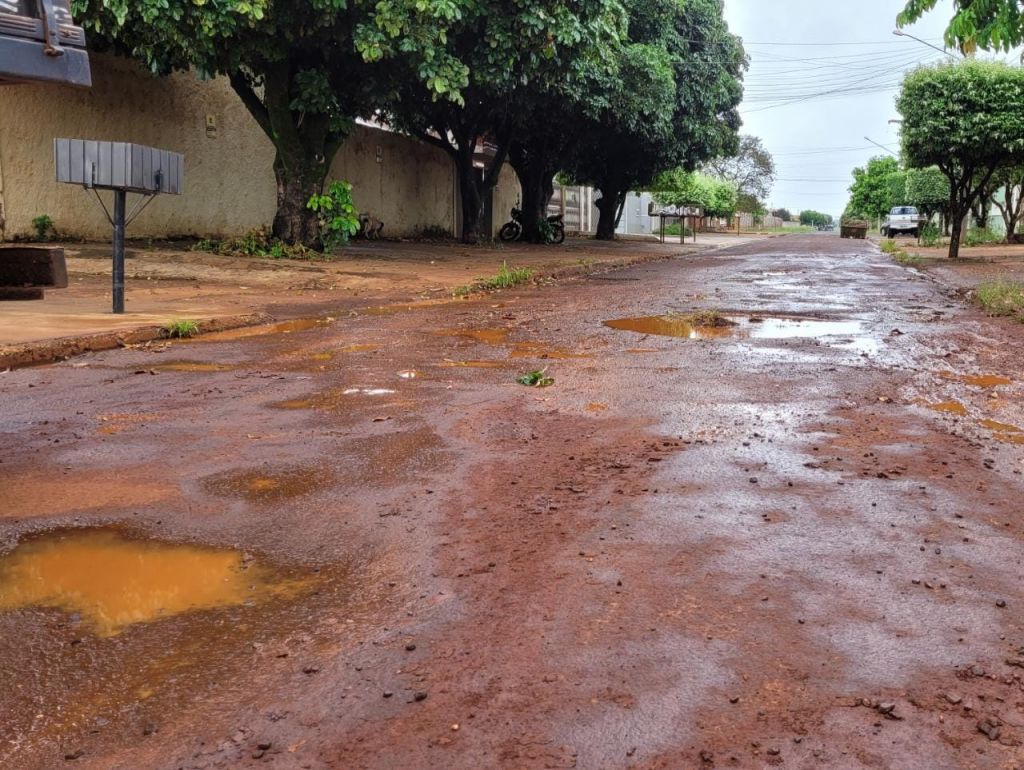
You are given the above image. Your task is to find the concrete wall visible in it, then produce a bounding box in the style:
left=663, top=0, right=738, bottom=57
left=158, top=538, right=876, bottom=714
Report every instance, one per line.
left=0, top=53, right=468, bottom=241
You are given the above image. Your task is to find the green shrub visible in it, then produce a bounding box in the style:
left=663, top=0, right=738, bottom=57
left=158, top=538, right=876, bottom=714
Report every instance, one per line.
left=919, top=222, right=941, bottom=247
left=307, top=181, right=360, bottom=251
left=879, top=239, right=898, bottom=254
left=964, top=227, right=1002, bottom=247
left=31, top=214, right=55, bottom=242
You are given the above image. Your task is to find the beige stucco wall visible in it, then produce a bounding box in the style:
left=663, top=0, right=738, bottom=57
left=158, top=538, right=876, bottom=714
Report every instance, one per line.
left=0, top=53, right=463, bottom=240
left=0, top=53, right=276, bottom=239
left=490, top=163, right=521, bottom=236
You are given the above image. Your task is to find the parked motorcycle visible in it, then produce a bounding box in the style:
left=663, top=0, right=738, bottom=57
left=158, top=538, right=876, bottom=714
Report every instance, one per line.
left=498, top=207, right=566, bottom=244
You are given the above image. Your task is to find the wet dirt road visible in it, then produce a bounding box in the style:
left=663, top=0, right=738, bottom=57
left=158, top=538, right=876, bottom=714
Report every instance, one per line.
left=2, top=234, right=1023, bottom=769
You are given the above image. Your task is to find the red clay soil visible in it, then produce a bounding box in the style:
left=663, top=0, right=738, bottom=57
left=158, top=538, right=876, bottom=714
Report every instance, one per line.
left=1, top=234, right=1023, bottom=769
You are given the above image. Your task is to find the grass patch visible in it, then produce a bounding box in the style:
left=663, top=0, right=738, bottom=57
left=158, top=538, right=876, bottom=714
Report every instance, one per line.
left=516, top=369, right=554, bottom=388
left=964, top=227, right=1003, bottom=247
left=453, top=261, right=534, bottom=297
left=975, top=280, right=1024, bottom=321
left=193, top=228, right=318, bottom=260
left=881, top=239, right=925, bottom=267
left=164, top=319, right=200, bottom=338
left=893, top=251, right=924, bottom=267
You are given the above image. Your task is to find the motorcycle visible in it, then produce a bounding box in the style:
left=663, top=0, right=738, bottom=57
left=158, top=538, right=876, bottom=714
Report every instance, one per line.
left=498, top=207, right=566, bottom=244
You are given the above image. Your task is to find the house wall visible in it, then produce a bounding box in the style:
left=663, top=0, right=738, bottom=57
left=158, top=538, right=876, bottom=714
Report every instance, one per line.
left=0, top=53, right=467, bottom=241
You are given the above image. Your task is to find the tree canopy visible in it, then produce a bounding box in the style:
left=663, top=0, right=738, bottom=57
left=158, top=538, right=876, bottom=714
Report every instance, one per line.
left=73, top=0, right=469, bottom=246
left=799, top=210, right=833, bottom=227
left=845, top=156, right=901, bottom=222
left=652, top=169, right=738, bottom=219
left=898, top=60, right=1024, bottom=256
left=703, top=134, right=775, bottom=213
left=898, top=0, right=1024, bottom=52
left=562, top=0, right=745, bottom=239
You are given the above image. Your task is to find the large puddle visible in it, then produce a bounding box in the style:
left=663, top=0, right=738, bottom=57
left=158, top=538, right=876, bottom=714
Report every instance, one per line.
left=604, top=315, right=867, bottom=343
left=0, top=530, right=303, bottom=637
left=196, top=318, right=331, bottom=342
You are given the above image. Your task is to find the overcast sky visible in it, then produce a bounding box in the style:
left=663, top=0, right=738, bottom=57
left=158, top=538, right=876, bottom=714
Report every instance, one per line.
left=722, top=0, right=958, bottom=217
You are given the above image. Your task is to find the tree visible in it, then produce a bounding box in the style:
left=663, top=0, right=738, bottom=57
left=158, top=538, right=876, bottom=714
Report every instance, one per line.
left=905, top=167, right=950, bottom=226
left=991, top=166, right=1024, bottom=243
left=845, top=156, right=900, bottom=222
left=899, top=0, right=1024, bottom=53
left=898, top=61, right=1024, bottom=258
left=799, top=210, right=833, bottom=228
left=704, top=135, right=775, bottom=213
left=387, top=0, right=622, bottom=243
left=653, top=169, right=738, bottom=219
left=771, top=208, right=793, bottom=222
left=565, top=0, right=745, bottom=240
left=73, top=0, right=468, bottom=248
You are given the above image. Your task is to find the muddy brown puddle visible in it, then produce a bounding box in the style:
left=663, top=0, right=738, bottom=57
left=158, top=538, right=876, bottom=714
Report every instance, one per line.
left=604, top=314, right=866, bottom=342
left=0, top=529, right=305, bottom=637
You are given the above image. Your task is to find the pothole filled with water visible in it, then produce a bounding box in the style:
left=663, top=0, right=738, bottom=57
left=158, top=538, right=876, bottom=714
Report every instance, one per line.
left=148, top=361, right=238, bottom=373
left=604, top=314, right=868, bottom=344
left=0, top=529, right=307, bottom=637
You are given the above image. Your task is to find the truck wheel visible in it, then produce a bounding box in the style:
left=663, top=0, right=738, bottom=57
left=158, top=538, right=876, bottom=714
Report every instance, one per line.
left=881, top=227, right=888, bottom=237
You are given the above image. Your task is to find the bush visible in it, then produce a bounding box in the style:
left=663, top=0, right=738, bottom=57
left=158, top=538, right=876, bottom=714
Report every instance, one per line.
left=964, top=227, right=1003, bottom=247
left=31, top=214, right=55, bottom=242
left=919, top=222, right=941, bottom=247
left=307, top=181, right=360, bottom=251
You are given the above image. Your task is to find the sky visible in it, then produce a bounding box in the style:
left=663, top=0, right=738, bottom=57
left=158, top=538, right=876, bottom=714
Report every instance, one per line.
left=722, top=0, right=959, bottom=218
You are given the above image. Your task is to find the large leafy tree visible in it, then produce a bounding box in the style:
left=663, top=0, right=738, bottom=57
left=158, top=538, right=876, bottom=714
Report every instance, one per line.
left=897, top=61, right=1024, bottom=258
left=73, top=0, right=468, bottom=247
left=386, top=0, right=622, bottom=243
left=564, top=0, right=745, bottom=240
left=844, top=156, right=900, bottom=222
left=991, top=166, right=1024, bottom=242
left=652, top=169, right=737, bottom=218
left=704, top=134, right=775, bottom=213
left=799, top=210, right=833, bottom=228
left=898, top=0, right=1024, bottom=52
left=905, top=167, right=950, bottom=227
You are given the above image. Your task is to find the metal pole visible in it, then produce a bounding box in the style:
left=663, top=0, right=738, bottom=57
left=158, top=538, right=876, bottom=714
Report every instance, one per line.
left=112, top=189, right=126, bottom=314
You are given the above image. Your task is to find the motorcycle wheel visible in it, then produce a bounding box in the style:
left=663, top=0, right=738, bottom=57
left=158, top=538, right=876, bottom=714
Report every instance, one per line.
left=550, top=224, right=566, bottom=244
left=499, top=222, right=521, bottom=242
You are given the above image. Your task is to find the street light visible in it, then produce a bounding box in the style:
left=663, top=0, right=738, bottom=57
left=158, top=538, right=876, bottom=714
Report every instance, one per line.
left=892, top=29, right=961, bottom=59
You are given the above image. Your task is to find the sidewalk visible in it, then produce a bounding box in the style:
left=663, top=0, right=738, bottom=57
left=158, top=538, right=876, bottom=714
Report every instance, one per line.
left=0, top=233, right=757, bottom=367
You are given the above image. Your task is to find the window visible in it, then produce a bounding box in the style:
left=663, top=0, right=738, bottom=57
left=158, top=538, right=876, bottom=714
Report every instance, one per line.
left=0, top=0, right=35, bottom=16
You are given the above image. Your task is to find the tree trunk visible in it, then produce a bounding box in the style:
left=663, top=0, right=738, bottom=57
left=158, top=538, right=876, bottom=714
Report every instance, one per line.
left=229, top=65, right=343, bottom=249
left=455, top=150, right=485, bottom=243
left=594, top=188, right=622, bottom=241
left=993, top=182, right=1023, bottom=244
left=272, top=152, right=329, bottom=247
left=948, top=206, right=966, bottom=260
left=508, top=140, right=558, bottom=244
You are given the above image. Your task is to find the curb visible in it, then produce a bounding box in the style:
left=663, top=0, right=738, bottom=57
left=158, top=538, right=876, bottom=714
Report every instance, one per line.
left=0, top=312, right=274, bottom=370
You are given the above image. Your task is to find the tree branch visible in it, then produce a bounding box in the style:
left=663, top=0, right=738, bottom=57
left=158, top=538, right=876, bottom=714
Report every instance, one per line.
left=229, top=72, right=272, bottom=138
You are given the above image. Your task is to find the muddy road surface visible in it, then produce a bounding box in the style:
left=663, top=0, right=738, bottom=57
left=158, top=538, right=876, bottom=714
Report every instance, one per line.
left=2, top=234, right=1023, bottom=769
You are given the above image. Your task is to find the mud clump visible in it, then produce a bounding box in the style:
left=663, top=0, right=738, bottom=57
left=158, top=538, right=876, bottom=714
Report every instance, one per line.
left=202, top=466, right=332, bottom=502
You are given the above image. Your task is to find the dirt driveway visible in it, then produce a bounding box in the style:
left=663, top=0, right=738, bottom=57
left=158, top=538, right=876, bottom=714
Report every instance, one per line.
left=1, top=234, right=1023, bottom=769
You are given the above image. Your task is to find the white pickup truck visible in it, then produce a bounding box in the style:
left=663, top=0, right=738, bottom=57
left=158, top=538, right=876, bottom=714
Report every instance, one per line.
left=881, top=206, right=922, bottom=238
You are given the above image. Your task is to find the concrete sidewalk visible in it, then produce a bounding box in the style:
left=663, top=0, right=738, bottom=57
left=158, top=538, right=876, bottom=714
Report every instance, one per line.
left=0, top=233, right=758, bottom=366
